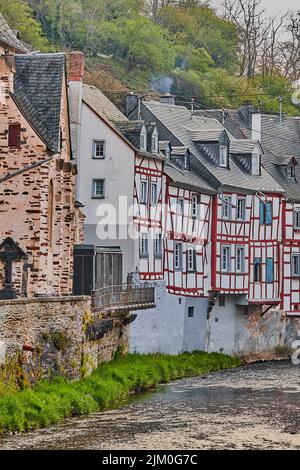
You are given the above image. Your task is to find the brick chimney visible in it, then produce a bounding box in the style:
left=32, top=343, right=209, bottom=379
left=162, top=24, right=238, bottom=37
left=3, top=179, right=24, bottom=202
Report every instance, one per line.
left=68, top=52, right=85, bottom=172
left=68, top=51, right=85, bottom=82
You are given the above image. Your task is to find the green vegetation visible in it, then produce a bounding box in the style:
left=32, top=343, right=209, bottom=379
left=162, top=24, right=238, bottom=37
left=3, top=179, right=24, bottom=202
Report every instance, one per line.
left=1, top=0, right=299, bottom=114
left=0, top=352, right=240, bottom=433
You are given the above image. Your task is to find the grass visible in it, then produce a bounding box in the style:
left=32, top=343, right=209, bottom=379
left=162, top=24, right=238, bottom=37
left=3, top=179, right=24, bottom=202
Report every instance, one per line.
left=0, top=352, right=240, bottom=434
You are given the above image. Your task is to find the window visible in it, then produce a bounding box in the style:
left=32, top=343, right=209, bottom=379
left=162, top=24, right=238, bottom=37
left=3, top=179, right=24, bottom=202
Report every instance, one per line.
left=259, top=201, right=272, bottom=225
left=140, top=132, right=147, bottom=150
left=222, top=196, right=232, bottom=220
left=92, top=179, right=105, bottom=198
left=140, top=181, right=148, bottom=204
left=294, top=209, right=300, bottom=229
left=236, top=246, right=245, bottom=273
left=187, top=247, right=197, bottom=272
left=252, top=153, right=261, bottom=175
left=152, top=135, right=158, bottom=153
left=219, top=295, right=225, bottom=307
left=287, top=163, right=295, bottom=178
left=254, top=257, right=262, bottom=282
left=174, top=242, right=183, bottom=270
left=93, top=140, right=105, bottom=159
left=188, top=306, right=194, bottom=318
left=219, top=145, right=228, bottom=167
left=178, top=198, right=184, bottom=215
left=292, top=254, right=300, bottom=277
left=8, top=124, right=21, bottom=148
left=221, top=245, right=230, bottom=272
left=237, top=198, right=246, bottom=220
left=154, top=234, right=162, bottom=258
left=151, top=182, right=158, bottom=205
left=191, top=194, right=199, bottom=218
left=266, top=257, right=274, bottom=283
left=140, top=233, right=149, bottom=258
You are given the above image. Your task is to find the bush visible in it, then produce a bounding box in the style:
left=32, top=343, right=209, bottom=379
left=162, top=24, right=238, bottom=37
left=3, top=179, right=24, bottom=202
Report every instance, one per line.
left=0, top=352, right=240, bottom=433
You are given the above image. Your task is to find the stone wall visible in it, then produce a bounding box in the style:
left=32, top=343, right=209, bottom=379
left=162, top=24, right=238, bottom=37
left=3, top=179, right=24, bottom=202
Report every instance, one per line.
left=0, top=297, right=131, bottom=383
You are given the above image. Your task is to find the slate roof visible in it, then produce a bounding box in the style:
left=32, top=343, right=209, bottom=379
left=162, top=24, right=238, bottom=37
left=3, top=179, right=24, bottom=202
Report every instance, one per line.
left=83, top=84, right=127, bottom=123
left=195, top=108, right=300, bottom=200
left=140, top=100, right=283, bottom=194
left=172, top=146, right=189, bottom=156
left=13, top=53, right=66, bottom=153
left=164, top=161, right=214, bottom=194
left=186, top=128, right=224, bottom=142
left=0, top=13, right=30, bottom=53
left=114, top=121, right=145, bottom=134
left=230, top=139, right=261, bottom=155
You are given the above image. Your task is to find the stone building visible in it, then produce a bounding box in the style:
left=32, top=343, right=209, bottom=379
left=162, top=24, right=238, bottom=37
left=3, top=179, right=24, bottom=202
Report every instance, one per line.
left=0, top=22, right=84, bottom=299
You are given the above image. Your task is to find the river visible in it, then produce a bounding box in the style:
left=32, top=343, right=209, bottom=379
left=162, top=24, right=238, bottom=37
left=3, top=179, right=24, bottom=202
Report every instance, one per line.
left=0, top=361, right=299, bottom=450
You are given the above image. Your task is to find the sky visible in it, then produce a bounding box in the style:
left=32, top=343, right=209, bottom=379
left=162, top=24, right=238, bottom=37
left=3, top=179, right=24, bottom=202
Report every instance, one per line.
left=211, top=0, right=299, bottom=17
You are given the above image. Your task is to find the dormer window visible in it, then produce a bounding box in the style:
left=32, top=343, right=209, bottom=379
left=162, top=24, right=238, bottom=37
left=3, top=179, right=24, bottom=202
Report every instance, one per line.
left=288, top=163, right=295, bottom=179
left=252, top=153, right=261, bottom=176
left=140, top=126, right=147, bottom=151
left=219, top=145, right=228, bottom=167
left=152, top=135, right=158, bottom=154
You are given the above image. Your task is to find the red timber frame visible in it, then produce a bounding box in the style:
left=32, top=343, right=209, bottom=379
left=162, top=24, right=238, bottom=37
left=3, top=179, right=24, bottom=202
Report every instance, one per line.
left=134, top=153, right=164, bottom=281
left=164, top=178, right=211, bottom=297
left=282, top=200, right=300, bottom=315
left=214, top=192, right=251, bottom=294
left=248, top=193, right=282, bottom=304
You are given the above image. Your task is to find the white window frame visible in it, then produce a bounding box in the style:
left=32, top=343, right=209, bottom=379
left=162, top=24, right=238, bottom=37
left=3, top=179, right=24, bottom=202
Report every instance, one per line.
left=152, top=135, right=158, bottom=154
left=140, top=233, right=149, bottom=258
left=221, top=245, right=231, bottom=273
left=219, top=145, right=228, bottom=167
left=140, top=131, right=147, bottom=151
left=291, top=254, right=300, bottom=277
left=294, top=209, right=300, bottom=229
left=174, top=242, right=183, bottom=271
left=187, top=247, right=197, bottom=272
left=140, top=180, right=148, bottom=204
left=191, top=194, right=199, bottom=219
left=236, top=197, right=246, bottom=221
left=178, top=198, right=185, bottom=216
left=154, top=234, right=163, bottom=258
left=151, top=182, right=158, bottom=205
left=236, top=246, right=245, bottom=273
left=222, top=196, right=232, bottom=220
left=93, top=140, right=106, bottom=159
left=92, top=179, right=105, bottom=198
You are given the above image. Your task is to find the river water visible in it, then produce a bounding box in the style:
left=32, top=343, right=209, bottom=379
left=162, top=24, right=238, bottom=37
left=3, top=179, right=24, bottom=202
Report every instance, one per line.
left=0, top=361, right=299, bottom=450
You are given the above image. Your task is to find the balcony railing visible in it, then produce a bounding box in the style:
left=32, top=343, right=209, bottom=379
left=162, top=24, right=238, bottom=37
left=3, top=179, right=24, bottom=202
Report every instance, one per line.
left=91, top=276, right=156, bottom=314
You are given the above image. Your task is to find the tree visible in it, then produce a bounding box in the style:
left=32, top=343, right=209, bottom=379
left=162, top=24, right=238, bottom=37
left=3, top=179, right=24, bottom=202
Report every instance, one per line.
left=0, top=0, right=49, bottom=50
left=223, top=0, right=269, bottom=78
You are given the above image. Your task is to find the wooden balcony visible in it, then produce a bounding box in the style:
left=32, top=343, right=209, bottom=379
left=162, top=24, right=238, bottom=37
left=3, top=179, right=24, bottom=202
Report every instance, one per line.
left=91, top=277, right=156, bottom=314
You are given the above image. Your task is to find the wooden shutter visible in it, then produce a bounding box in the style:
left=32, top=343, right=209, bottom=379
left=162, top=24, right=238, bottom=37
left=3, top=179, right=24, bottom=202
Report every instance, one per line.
left=8, top=124, right=21, bottom=148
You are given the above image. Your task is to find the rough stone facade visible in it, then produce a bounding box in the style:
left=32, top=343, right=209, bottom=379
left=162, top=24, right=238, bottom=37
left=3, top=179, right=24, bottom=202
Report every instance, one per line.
left=0, top=53, right=84, bottom=297
left=0, top=297, right=130, bottom=382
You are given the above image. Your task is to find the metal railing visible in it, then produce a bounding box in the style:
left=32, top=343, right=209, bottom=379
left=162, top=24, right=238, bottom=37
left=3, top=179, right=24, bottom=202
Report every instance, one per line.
left=92, top=275, right=156, bottom=313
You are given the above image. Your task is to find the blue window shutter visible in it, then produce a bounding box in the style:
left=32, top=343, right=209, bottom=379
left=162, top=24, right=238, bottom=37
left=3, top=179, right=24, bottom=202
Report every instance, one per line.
left=266, top=258, right=274, bottom=282
left=259, top=201, right=265, bottom=224
left=266, top=202, right=272, bottom=225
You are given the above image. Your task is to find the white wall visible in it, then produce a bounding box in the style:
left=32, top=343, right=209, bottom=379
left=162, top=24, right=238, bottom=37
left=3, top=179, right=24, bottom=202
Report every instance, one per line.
left=79, top=103, right=137, bottom=279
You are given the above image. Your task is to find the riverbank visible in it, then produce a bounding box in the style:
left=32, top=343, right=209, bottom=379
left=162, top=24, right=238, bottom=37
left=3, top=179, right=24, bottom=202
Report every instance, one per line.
left=0, top=352, right=240, bottom=434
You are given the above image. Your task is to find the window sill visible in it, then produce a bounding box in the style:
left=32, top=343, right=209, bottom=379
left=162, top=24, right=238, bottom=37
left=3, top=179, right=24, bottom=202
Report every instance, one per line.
left=139, top=254, right=149, bottom=259
left=92, top=156, right=105, bottom=160
left=91, top=196, right=105, bottom=199
left=154, top=255, right=163, bottom=259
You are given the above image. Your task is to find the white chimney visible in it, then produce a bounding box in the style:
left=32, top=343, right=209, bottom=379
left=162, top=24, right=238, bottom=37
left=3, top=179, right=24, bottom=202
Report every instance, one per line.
left=160, top=93, right=175, bottom=106
left=252, top=112, right=261, bottom=142
left=68, top=51, right=85, bottom=162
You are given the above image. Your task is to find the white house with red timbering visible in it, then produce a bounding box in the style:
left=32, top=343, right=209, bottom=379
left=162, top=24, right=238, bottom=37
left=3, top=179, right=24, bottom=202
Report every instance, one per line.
left=69, top=52, right=299, bottom=357
left=127, top=95, right=299, bottom=357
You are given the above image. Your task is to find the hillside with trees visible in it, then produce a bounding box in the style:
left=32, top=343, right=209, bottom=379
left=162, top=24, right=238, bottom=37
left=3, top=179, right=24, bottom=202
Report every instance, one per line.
left=1, top=0, right=300, bottom=115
